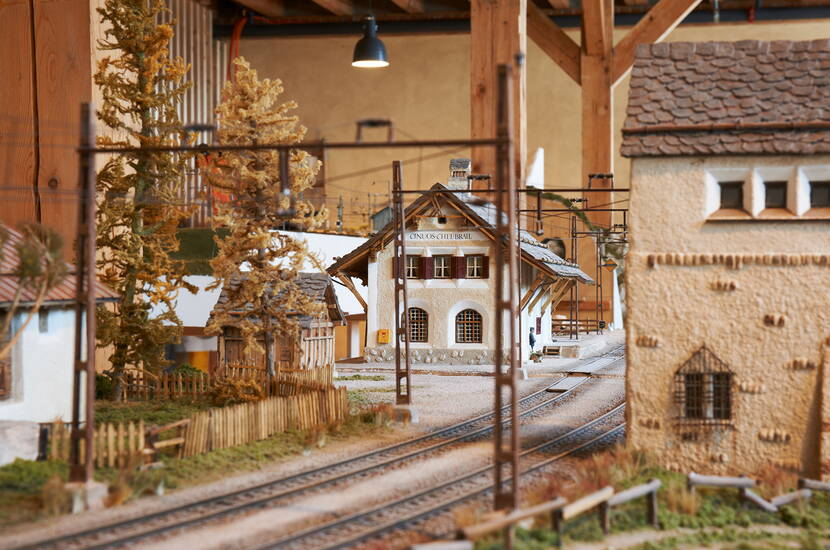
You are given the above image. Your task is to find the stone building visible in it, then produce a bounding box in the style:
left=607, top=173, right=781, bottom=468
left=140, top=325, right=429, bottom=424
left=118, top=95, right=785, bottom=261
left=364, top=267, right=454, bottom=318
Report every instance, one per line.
left=327, top=159, right=592, bottom=366
left=623, top=39, right=830, bottom=479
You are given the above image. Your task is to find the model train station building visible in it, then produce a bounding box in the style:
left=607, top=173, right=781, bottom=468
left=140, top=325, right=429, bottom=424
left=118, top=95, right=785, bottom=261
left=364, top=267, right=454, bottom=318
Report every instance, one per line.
left=624, top=39, right=830, bottom=479
left=328, top=159, right=592, bottom=365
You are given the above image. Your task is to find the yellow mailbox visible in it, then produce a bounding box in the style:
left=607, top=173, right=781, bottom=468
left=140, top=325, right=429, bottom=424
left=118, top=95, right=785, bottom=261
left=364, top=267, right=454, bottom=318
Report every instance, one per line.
left=377, top=329, right=391, bottom=344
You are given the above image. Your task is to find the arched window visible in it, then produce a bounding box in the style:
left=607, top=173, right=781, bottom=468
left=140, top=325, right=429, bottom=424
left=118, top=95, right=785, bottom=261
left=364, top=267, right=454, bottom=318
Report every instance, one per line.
left=455, top=309, right=483, bottom=343
left=674, top=345, right=733, bottom=424
left=404, top=307, right=428, bottom=343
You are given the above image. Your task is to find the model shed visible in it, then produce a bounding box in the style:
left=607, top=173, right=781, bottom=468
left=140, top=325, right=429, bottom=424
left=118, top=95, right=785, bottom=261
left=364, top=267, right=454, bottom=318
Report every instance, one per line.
left=623, top=39, right=830, bottom=480
left=210, top=273, right=345, bottom=372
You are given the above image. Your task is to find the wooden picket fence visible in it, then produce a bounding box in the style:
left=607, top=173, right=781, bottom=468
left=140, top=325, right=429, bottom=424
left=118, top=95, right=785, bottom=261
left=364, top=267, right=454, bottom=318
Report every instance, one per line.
left=121, top=365, right=336, bottom=401
left=47, top=386, right=348, bottom=467
left=49, top=421, right=146, bottom=469
left=182, top=387, right=349, bottom=456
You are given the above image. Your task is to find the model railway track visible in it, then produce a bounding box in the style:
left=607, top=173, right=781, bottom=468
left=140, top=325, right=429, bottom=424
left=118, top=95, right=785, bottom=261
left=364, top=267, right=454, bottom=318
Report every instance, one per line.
left=258, top=404, right=626, bottom=550
left=15, top=347, right=623, bottom=550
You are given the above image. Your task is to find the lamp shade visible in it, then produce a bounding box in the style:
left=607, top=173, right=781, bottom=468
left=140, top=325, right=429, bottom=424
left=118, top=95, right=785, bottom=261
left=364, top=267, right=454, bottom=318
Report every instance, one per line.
left=352, top=15, right=389, bottom=68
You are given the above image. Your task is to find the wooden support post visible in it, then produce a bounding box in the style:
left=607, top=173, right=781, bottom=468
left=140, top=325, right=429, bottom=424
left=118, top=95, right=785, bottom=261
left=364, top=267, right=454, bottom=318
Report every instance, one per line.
left=580, top=0, right=614, bottom=229
left=599, top=501, right=610, bottom=535
left=552, top=509, right=563, bottom=548
left=647, top=487, right=659, bottom=527
left=520, top=274, right=546, bottom=310
left=471, top=0, right=526, bottom=187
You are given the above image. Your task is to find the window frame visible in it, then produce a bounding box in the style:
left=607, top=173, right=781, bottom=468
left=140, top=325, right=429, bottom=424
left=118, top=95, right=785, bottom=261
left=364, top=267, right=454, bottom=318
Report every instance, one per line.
left=405, top=307, right=428, bottom=343
left=674, top=346, right=733, bottom=427
left=433, top=255, right=453, bottom=279
left=455, top=309, right=483, bottom=344
left=465, top=255, right=485, bottom=279
left=405, top=255, right=421, bottom=279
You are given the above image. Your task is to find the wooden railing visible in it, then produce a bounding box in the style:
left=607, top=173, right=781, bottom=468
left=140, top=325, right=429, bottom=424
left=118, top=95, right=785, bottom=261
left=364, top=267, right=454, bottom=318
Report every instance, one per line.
left=551, top=318, right=603, bottom=335
left=428, top=474, right=830, bottom=550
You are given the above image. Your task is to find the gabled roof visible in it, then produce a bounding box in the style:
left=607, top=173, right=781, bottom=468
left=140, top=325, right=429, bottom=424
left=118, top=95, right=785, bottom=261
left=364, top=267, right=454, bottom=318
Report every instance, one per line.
left=209, top=272, right=345, bottom=329
left=0, top=224, right=119, bottom=308
left=327, top=183, right=593, bottom=284
left=622, top=40, right=830, bottom=158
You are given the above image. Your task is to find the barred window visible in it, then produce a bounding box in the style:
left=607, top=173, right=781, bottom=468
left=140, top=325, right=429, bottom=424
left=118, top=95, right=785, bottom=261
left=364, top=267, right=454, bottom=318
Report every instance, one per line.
left=674, top=346, right=733, bottom=425
left=433, top=255, right=452, bottom=279
left=406, top=308, right=428, bottom=342
left=455, top=309, right=482, bottom=343
left=405, top=255, right=421, bottom=279
left=466, top=255, right=484, bottom=278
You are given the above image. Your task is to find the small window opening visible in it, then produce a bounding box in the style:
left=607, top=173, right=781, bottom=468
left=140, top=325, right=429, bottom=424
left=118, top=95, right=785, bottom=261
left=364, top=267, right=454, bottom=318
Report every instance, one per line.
left=764, top=181, right=787, bottom=209
left=437, top=216, right=447, bottom=225
left=38, top=309, right=48, bottom=333
left=811, top=180, right=830, bottom=208
left=718, top=181, right=743, bottom=210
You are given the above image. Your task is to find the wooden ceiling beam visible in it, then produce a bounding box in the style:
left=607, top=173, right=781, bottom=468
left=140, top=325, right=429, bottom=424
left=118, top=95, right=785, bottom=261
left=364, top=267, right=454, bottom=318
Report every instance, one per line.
left=545, top=0, right=571, bottom=8
left=527, top=1, right=580, bottom=84
left=470, top=0, right=527, bottom=185
left=388, top=0, right=426, bottom=13
left=581, top=0, right=611, bottom=56
left=612, top=0, right=703, bottom=84
left=232, top=0, right=287, bottom=17
left=308, top=0, right=354, bottom=16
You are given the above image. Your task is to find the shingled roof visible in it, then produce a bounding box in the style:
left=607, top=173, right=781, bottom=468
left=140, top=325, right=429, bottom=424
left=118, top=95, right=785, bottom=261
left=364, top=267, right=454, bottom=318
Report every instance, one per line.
left=0, top=224, right=119, bottom=308
left=210, top=272, right=344, bottom=329
left=621, top=39, right=830, bottom=158
left=327, top=183, right=593, bottom=285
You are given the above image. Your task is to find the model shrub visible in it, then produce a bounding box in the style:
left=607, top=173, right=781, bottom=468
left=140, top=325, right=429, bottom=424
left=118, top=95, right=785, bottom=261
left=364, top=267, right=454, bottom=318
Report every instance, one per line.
left=208, top=377, right=265, bottom=407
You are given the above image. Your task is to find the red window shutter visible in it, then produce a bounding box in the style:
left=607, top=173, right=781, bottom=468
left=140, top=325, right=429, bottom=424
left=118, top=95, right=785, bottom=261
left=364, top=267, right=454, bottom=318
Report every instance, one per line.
left=482, top=256, right=490, bottom=279
left=454, top=256, right=466, bottom=279
left=422, top=256, right=434, bottom=279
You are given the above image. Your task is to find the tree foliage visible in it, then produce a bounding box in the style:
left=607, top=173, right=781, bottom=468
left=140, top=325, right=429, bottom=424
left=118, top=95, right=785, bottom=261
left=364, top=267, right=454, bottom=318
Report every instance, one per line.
left=0, top=224, right=67, bottom=360
left=206, top=58, right=326, bottom=374
left=94, top=0, right=195, bottom=397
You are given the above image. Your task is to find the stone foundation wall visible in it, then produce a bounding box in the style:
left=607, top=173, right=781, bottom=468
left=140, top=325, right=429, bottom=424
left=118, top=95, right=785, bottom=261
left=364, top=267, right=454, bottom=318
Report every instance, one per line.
left=364, top=346, right=496, bottom=365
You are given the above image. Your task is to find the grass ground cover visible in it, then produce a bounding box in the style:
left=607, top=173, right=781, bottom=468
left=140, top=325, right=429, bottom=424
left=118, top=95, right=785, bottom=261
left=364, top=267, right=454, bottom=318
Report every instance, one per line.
left=0, top=395, right=390, bottom=527
left=469, top=447, right=830, bottom=550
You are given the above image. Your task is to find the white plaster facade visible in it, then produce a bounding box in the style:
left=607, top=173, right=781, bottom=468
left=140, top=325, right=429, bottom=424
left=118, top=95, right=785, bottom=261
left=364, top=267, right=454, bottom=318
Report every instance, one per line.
left=0, top=307, right=86, bottom=423
left=626, top=155, right=830, bottom=479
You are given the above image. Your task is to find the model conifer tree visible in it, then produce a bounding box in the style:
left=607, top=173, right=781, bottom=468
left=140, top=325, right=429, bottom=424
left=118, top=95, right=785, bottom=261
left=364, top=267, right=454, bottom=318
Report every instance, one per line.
left=94, top=0, right=195, bottom=399
left=206, top=58, right=326, bottom=375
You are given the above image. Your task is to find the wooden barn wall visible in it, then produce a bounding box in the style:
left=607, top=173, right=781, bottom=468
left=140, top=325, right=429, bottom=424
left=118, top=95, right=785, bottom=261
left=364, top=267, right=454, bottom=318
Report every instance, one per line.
left=161, top=0, right=227, bottom=228
left=0, top=0, right=91, bottom=253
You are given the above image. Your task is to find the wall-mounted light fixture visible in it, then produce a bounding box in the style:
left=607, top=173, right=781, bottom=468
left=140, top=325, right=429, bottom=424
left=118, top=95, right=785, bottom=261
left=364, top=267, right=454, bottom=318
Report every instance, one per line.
left=352, top=15, right=388, bottom=68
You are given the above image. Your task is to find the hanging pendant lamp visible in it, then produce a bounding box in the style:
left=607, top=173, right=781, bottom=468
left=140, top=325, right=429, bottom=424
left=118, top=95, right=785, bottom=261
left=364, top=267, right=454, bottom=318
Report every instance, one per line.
left=352, top=15, right=389, bottom=68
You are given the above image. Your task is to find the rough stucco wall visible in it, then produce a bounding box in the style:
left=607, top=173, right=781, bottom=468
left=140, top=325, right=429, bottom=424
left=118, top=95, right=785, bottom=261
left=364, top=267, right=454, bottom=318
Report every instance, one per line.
left=626, top=156, right=830, bottom=478
left=238, top=20, right=830, bottom=230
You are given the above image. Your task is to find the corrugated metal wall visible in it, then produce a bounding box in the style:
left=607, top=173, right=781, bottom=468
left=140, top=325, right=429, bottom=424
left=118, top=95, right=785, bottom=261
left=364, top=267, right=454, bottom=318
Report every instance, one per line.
left=160, top=0, right=228, bottom=227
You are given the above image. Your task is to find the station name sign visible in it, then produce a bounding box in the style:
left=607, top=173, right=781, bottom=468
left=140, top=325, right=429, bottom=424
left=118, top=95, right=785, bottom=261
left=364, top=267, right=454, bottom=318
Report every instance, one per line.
left=405, top=231, right=480, bottom=241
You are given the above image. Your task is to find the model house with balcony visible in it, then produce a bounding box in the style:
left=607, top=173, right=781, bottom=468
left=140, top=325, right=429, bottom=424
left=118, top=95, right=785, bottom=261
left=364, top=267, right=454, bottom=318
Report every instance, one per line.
left=327, top=159, right=592, bottom=366
left=622, top=39, right=830, bottom=479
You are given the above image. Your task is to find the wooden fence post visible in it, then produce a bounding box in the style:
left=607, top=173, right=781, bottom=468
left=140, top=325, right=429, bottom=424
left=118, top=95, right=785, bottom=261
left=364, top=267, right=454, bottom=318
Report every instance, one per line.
left=599, top=501, right=610, bottom=535
left=647, top=483, right=659, bottom=528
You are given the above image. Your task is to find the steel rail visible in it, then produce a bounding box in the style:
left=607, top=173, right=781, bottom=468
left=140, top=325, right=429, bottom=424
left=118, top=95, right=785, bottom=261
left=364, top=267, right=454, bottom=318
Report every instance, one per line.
left=260, top=404, right=627, bottom=550
left=15, top=349, right=623, bottom=550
